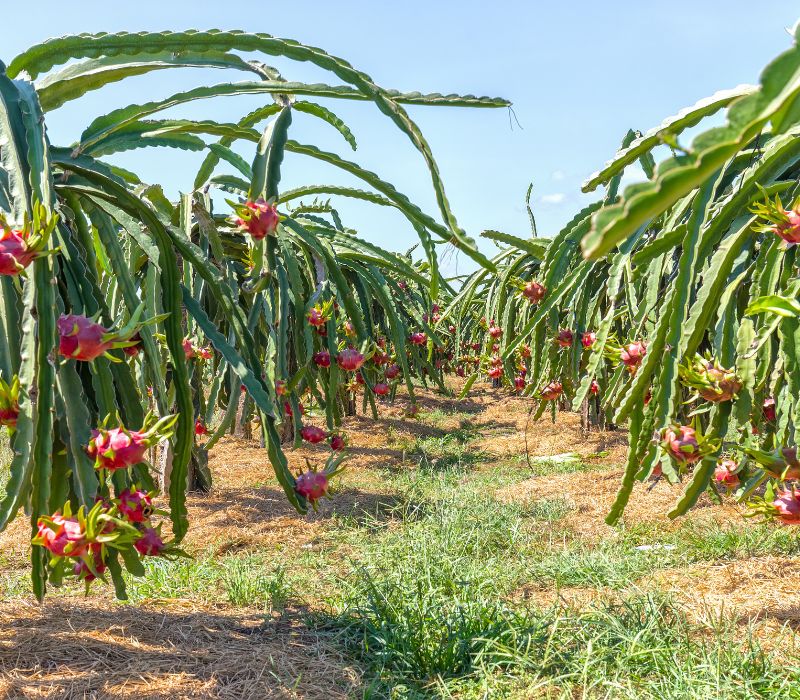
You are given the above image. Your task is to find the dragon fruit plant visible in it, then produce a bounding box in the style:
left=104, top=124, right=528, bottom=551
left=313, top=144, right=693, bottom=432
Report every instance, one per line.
left=0, top=29, right=507, bottom=599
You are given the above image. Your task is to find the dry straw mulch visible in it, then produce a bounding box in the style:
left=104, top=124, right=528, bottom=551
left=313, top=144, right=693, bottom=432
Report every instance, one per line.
left=0, top=600, right=361, bottom=699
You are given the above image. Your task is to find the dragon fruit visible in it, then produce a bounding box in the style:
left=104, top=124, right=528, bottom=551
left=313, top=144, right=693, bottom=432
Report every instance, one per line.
left=661, top=425, right=703, bottom=465
left=0, top=222, right=48, bottom=276
left=307, top=306, right=328, bottom=327
left=35, top=515, right=89, bottom=557
left=134, top=527, right=166, bottom=557
left=410, top=332, right=427, bottom=346
left=194, top=419, right=209, bottom=436
left=87, top=414, right=176, bottom=471
left=329, top=434, right=346, bottom=451
left=522, top=280, right=546, bottom=304
left=744, top=446, right=800, bottom=480
left=520, top=344, right=531, bottom=359
left=514, top=375, right=526, bottom=391
left=581, top=332, right=596, bottom=349
left=763, top=397, right=777, bottom=422
left=373, top=382, right=390, bottom=396
left=713, top=459, right=740, bottom=489
left=0, top=376, right=19, bottom=428
left=385, top=364, right=401, bottom=380
left=117, top=489, right=153, bottom=524
left=58, top=314, right=116, bottom=361
left=590, top=379, right=600, bottom=395
left=300, top=425, right=328, bottom=444
left=555, top=329, right=573, bottom=348
left=488, top=366, right=503, bottom=379
left=313, top=350, right=331, bottom=368
left=232, top=198, right=280, bottom=239
left=488, top=324, right=503, bottom=339
left=295, top=471, right=331, bottom=504
left=620, top=341, right=647, bottom=368
left=73, top=550, right=107, bottom=582
left=337, top=347, right=365, bottom=372
left=680, top=355, right=741, bottom=403
left=540, top=381, right=563, bottom=401
left=772, top=489, right=800, bottom=524
left=122, top=332, right=142, bottom=357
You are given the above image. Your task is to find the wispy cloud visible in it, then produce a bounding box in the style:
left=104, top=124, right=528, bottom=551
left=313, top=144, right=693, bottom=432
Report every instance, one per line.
left=540, top=193, right=566, bottom=205
left=551, top=169, right=566, bottom=181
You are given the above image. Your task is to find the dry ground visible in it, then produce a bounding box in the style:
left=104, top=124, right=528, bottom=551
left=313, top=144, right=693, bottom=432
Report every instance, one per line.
left=0, top=383, right=798, bottom=697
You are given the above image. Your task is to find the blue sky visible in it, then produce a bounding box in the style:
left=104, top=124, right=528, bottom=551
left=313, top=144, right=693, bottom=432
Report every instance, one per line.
left=2, top=1, right=798, bottom=277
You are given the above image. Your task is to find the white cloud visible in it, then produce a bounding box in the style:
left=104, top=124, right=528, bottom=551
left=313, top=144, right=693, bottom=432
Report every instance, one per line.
left=540, top=193, right=566, bottom=205
left=551, top=169, right=566, bottom=181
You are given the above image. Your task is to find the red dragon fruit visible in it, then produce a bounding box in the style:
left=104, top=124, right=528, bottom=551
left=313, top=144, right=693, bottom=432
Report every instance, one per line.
left=680, top=355, right=741, bottom=403
left=307, top=306, right=328, bottom=328
left=313, top=350, right=331, bottom=368
left=772, top=488, right=800, bottom=524
left=194, top=419, right=209, bottom=436
left=134, top=527, right=166, bottom=557
left=373, top=382, right=390, bottom=396
left=514, top=375, right=526, bottom=392
left=337, top=347, right=365, bottom=372
left=581, top=332, right=596, bottom=349
left=35, top=515, right=89, bottom=557
left=300, top=425, right=328, bottom=444
left=385, top=364, right=401, bottom=380
left=284, top=401, right=305, bottom=418
left=620, top=341, right=647, bottom=368
left=522, top=280, right=546, bottom=304
left=713, top=459, right=740, bottom=489
left=555, top=329, right=573, bottom=348
left=410, top=332, right=427, bottom=346
left=540, top=381, right=563, bottom=401
left=117, top=489, right=153, bottom=524
left=232, top=198, right=280, bottom=239
left=329, top=434, right=346, bottom=451
left=763, top=397, right=777, bottom=422
left=590, top=379, right=600, bottom=395
left=0, top=376, right=19, bottom=428
left=122, top=332, right=142, bottom=357
left=488, top=323, right=503, bottom=339
left=87, top=414, right=176, bottom=471
left=488, top=366, right=503, bottom=379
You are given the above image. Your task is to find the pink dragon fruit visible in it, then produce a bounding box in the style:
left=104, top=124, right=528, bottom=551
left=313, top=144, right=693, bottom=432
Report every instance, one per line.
left=134, top=527, right=166, bottom=557
left=772, top=489, right=800, bottom=524
left=763, top=397, right=777, bottom=422
left=581, top=332, right=596, bottom=349
left=540, top=381, right=563, bottom=401
left=772, top=210, right=800, bottom=245
left=514, top=375, right=526, bottom=391
left=283, top=401, right=305, bottom=418
left=295, top=471, right=331, bottom=504
left=661, top=425, right=702, bottom=465
left=590, top=379, right=600, bottom=395
left=0, top=226, right=45, bottom=275
left=300, top=425, right=328, bottom=444
left=410, top=332, right=427, bottom=346
left=35, top=515, right=89, bottom=557
left=117, top=489, right=153, bottom=524
left=713, top=459, right=740, bottom=489
left=620, top=341, right=647, bottom=368
left=337, top=347, right=365, bottom=372
left=522, top=280, right=546, bottom=304
left=555, top=329, right=573, bottom=348
left=58, top=314, right=115, bottom=361
left=307, top=306, right=327, bottom=327
left=194, top=419, right=209, bottom=436
left=233, top=198, right=280, bottom=239
left=488, top=324, right=503, bottom=339
left=88, top=427, right=149, bottom=471
left=373, top=382, right=390, bottom=396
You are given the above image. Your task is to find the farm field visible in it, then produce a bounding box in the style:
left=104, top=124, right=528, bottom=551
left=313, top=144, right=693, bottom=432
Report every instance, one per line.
left=2, top=383, right=798, bottom=699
